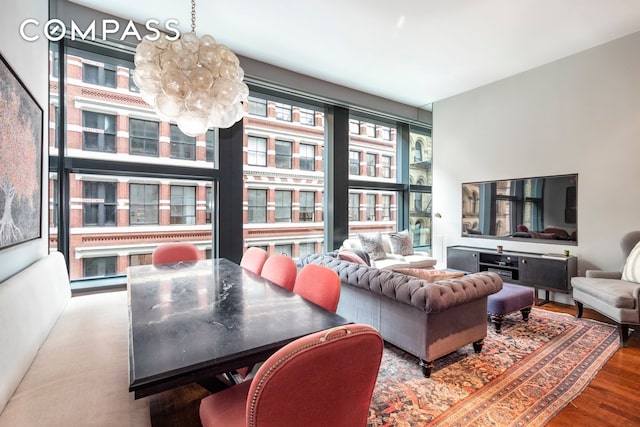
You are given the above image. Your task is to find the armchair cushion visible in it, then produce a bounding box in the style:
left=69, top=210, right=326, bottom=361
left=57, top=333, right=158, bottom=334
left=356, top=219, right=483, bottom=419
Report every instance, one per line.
left=586, top=270, right=623, bottom=280
left=621, top=241, right=640, bottom=283
left=572, top=277, right=639, bottom=309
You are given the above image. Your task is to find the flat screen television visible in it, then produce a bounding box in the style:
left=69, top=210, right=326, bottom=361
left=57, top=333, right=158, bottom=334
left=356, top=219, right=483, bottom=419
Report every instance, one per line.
left=461, top=174, right=577, bottom=244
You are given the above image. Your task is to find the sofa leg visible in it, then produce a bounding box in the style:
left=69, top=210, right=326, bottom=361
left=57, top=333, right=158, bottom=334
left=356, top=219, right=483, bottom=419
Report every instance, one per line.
left=575, top=301, right=584, bottom=319
left=472, top=339, right=484, bottom=353
left=419, top=359, right=433, bottom=378
left=489, top=314, right=504, bottom=333
left=618, top=323, right=629, bottom=348
left=521, top=307, right=531, bottom=322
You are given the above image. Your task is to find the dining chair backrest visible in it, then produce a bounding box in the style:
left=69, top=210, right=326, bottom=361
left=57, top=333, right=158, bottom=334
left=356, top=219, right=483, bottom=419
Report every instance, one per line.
left=199, top=324, right=384, bottom=427
left=293, top=264, right=341, bottom=312
left=240, top=247, right=269, bottom=275
left=260, top=254, right=297, bottom=291
left=152, top=242, right=199, bottom=266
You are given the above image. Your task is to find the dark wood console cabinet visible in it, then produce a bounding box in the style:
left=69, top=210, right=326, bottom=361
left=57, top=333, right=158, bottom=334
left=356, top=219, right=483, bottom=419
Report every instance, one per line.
left=447, top=246, right=577, bottom=301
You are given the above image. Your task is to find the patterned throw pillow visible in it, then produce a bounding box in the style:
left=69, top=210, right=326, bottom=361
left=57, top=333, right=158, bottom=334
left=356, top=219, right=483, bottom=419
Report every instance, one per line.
left=357, top=232, right=386, bottom=261
left=389, top=230, right=414, bottom=256
left=338, top=249, right=367, bottom=265
left=622, top=241, right=640, bottom=283
left=394, top=268, right=464, bottom=282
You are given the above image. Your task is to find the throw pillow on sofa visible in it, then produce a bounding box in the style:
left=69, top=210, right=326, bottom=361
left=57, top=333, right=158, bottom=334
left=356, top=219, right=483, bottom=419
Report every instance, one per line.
left=622, top=241, right=640, bottom=283
left=389, top=230, right=414, bottom=256
left=357, top=232, right=386, bottom=260
left=338, top=249, right=368, bottom=266
left=394, top=267, right=464, bottom=282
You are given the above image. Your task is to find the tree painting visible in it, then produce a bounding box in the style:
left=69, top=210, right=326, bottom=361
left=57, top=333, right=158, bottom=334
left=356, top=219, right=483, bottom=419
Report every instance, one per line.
left=0, top=55, right=42, bottom=250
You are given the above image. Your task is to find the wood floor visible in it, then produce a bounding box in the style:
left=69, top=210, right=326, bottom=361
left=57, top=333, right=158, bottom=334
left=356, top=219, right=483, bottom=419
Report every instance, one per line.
left=150, top=301, right=640, bottom=427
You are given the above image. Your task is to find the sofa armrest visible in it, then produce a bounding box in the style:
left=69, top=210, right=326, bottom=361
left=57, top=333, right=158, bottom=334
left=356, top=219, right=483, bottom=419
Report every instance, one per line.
left=585, top=270, right=622, bottom=279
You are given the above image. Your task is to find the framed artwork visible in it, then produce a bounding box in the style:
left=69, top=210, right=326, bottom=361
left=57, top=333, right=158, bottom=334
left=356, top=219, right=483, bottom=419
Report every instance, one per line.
left=0, top=52, right=43, bottom=251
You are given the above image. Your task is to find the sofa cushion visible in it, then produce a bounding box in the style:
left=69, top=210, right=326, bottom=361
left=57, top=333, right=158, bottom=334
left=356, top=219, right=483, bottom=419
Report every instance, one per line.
left=403, top=253, right=437, bottom=268
left=357, top=232, right=386, bottom=260
left=372, top=258, right=411, bottom=270
left=622, top=241, right=640, bottom=283
left=338, top=249, right=367, bottom=265
left=394, top=268, right=464, bottom=282
left=388, top=230, right=414, bottom=256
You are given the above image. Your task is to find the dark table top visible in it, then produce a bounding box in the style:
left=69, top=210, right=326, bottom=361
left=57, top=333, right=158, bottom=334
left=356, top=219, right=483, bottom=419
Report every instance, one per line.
left=127, top=258, right=350, bottom=398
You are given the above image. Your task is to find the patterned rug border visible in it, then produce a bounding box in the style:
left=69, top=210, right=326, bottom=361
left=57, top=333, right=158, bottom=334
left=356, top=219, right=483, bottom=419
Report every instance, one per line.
left=431, top=309, right=619, bottom=427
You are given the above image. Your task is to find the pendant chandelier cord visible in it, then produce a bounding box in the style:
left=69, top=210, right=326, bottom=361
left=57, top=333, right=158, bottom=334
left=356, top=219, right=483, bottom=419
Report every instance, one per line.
left=191, top=0, right=197, bottom=33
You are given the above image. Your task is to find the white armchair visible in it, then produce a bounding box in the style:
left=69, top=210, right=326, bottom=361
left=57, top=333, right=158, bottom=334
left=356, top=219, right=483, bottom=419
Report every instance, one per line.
left=572, top=230, right=640, bottom=347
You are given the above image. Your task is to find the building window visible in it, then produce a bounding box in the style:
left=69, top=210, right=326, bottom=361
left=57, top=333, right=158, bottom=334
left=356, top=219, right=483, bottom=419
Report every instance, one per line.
left=129, top=253, right=152, bottom=267
left=170, top=124, right=196, bottom=160
left=365, top=123, right=375, bottom=137
left=275, top=244, right=292, bottom=257
left=414, top=191, right=423, bottom=212
left=275, top=102, right=292, bottom=121
left=275, top=190, right=292, bottom=222
left=299, top=108, right=315, bottom=125
left=349, top=151, right=361, bottom=175
left=275, top=140, right=292, bottom=169
left=53, top=106, right=60, bottom=148
left=349, top=119, right=360, bottom=134
left=247, top=189, right=267, bottom=223
left=366, top=194, right=376, bottom=221
left=83, top=181, right=116, bottom=226
left=206, top=129, right=216, bottom=163
left=298, top=242, right=315, bottom=259
left=129, top=69, right=139, bottom=93
left=366, top=153, right=376, bottom=177
left=206, top=187, right=213, bottom=224
left=247, top=136, right=267, bottom=166
left=299, top=143, right=315, bottom=171
left=82, top=63, right=116, bottom=88
left=248, top=96, right=267, bottom=116
left=381, top=155, right=391, bottom=178
left=83, top=256, right=117, bottom=278
left=129, top=183, right=159, bottom=225
left=377, top=125, right=391, bottom=140
left=349, top=193, right=360, bottom=221
left=170, top=185, right=196, bottom=225
left=83, top=111, right=116, bottom=153
left=414, top=140, right=423, bottom=163
left=382, top=195, right=391, bottom=220
left=299, top=191, right=315, bottom=221
left=129, top=118, right=159, bottom=157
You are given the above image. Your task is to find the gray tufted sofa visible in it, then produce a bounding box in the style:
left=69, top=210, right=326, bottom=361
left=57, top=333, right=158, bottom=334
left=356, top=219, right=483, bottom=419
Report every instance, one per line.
left=302, top=253, right=503, bottom=376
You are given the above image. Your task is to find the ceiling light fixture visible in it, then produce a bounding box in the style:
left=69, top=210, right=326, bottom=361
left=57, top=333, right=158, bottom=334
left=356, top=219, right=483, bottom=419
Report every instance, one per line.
left=132, top=0, right=248, bottom=136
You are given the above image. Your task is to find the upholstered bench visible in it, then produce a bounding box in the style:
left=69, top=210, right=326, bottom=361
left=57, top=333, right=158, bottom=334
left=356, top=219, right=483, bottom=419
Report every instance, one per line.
left=487, top=283, right=535, bottom=333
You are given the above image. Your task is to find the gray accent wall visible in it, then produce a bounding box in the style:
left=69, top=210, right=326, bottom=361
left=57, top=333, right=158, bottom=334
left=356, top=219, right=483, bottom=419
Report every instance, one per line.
left=433, top=31, right=640, bottom=303
left=0, top=0, right=49, bottom=282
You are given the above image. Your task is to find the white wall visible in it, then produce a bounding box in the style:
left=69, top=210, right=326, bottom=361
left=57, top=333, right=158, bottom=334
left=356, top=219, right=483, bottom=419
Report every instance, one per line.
left=0, top=0, right=49, bottom=282
left=433, top=30, right=640, bottom=302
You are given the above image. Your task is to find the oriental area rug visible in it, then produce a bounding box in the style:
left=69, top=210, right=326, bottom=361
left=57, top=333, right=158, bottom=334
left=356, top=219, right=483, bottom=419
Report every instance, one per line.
left=367, top=308, right=619, bottom=427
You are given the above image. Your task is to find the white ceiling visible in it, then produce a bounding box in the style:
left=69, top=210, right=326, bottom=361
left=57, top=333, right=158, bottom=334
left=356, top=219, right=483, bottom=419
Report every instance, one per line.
left=69, top=0, right=640, bottom=109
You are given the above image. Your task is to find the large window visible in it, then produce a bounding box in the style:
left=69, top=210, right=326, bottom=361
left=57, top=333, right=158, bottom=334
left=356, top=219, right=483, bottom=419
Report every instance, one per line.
left=248, top=189, right=267, bottom=223
left=299, top=191, right=315, bottom=221
left=83, top=181, right=116, bottom=226
left=275, top=140, right=292, bottom=169
left=83, top=111, right=116, bottom=153
left=275, top=190, right=292, bottom=222
left=299, top=143, right=315, bottom=171
left=129, top=118, right=159, bottom=157
left=409, top=127, right=433, bottom=248
left=82, top=63, right=116, bottom=88
left=129, top=183, right=159, bottom=225
left=170, top=186, right=196, bottom=225
left=247, top=136, right=267, bottom=166
left=170, top=124, right=196, bottom=160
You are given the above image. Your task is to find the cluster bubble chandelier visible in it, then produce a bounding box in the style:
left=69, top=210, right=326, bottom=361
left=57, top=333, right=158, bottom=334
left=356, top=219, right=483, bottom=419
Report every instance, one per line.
left=133, top=0, right=249, bottom=136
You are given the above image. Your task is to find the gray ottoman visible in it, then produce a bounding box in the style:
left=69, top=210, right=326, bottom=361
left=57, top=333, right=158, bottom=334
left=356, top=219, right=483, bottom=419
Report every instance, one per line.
left=487, top=283, right=535, bottom=333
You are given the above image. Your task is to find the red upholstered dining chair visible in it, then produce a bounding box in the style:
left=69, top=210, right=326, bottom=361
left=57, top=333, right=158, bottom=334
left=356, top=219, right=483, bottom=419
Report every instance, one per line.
left=293, top=264, right=341, bottom=312
left=199, top=324, right=384, bottom=427
left=260, top=254, right=297, bottom=291
left=240, top=247, right=269, bottom=275
left=152, top=242, right=200, bottom=266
